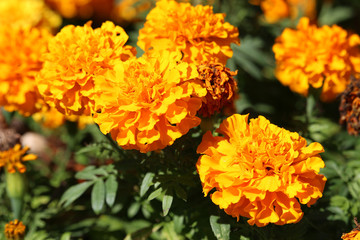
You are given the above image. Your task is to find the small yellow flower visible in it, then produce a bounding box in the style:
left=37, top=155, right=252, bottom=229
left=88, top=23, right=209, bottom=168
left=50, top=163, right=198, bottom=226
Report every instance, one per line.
left=4, top=220, right=26, bottom=240
left=0, top=144, right=37, bottom=174
left=137, top=0, right=239, bottom=65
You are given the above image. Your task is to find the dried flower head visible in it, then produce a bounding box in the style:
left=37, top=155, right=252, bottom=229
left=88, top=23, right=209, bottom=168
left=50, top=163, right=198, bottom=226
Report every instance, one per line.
left=37, top=21, right=136, bottom=116
left=273, top=17, right=360, bottom=102
left=196, top=114, right=326, bottom=227
left=0, top=26, right=52, bottom=116
left=339, top=76, right=360, bottom=135
left=197, top=62, right=238, bottom=117
left=0, top=0, right=61, bottom=32
left=137, top=0, right=239, bottom=65
left=250, top=0, right=316, bottom=23
left=4, top=220, right=26, bottom=240
left=0, top=144, right=37, bottom=173
left=45, top=0, right=114, bottom=19
left=93, top=51, right=207, bottom=153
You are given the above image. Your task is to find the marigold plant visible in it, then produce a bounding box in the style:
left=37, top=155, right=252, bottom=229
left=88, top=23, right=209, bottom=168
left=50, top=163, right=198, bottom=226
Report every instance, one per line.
left=0, top=0, right=61, bottom=32
left=93, top=51, right=207, bottom=153
left=197, top=62, right=238, bottom=117
left=0, top=144, right=37, bottom=174
left=45, top=0, right=114, bottom=19
left=37, top=21, right=136, bottom=116
left=273, top=17, right=360, bottom=102
left=196, top=114, right=327, bottom=227
left=4, top=220, right=26, bottom=240
left=0, top=26, right=52, bottom=116
left=250, top=0, right=316, bottom=23
left=137, top=0, right=239, bottom=65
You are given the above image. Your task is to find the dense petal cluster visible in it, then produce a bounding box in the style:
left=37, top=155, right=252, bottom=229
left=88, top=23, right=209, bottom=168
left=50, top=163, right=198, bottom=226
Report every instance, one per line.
left=45, top=0, right=114, bottom=19
left=0, top=26, right=52, bottom=116
left=250, top=0, right=316, bottom=23
left=4, top=220, right=26, bottom=240
left=93, top=51, right=207, bottom=153
left=196, top=114, right=326, bottom=227
left=37, top=21, right=136, bottom=116
left=0, top=0, right=61, bottom=32
left=197, top=63, right=238, bottom=117
left=137, top=0, right=239, bottom=65
left=339, top=77, right=360, bottom=135
left=273, top=17, right=360, bottom=102
left=0, top=144, right=37, bottom=173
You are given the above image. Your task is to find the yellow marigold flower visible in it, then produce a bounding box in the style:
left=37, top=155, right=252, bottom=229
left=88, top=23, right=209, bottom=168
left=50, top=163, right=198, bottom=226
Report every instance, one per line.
left=0, top=26, right=52, bottom=116
left=4, top=220, right=26, bottom=240
left=93, top=51, right=207, bottom=153
left=0, top=144, right=37, bottom=174
left=342, top=230, right=360, bottom=240
left=37, top=21, right=136, bottom=116
left=273, top=17, right=360, bottom=102
left=197, top=62, right=238, bottom=117
left=0, top=0, right=61, bottom=32
left=196, top=114, right=326, bottom=227
left=250, top=0, right=316, bottom=23
left=32, top=106, right=93, bottom=129
left=137, top=0, right=239, bottom=65
left=45, top=0, right=114, bottom=19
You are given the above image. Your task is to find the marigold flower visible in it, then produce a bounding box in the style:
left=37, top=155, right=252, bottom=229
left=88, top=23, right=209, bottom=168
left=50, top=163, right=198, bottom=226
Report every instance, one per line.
left=45, top=0, right=114, bottom=19
left=342, top=218, right=360, bottom=240
left=197, top=62, right=238, bottom=117
left=273, top=17, right=360, bottom=102
left=339, top=77, right=360, bottom=135
left=37, top=21, right=136, bottom=116
left=250, top=0, right=316, bottom=23
left=137, top=0, right=239, bottom=65
left=111, top=0, right=151, bottom=24
left=0, top=26, right=52, bottom=116
left=0, top=0, right=61, bottom=32
left=4, top=220, right=26, bottom=240
left=196, top=114, right=326, bottom=227
left=93, top=51, right=207, bottom=153
left=0, top=144, right=37, bottom=174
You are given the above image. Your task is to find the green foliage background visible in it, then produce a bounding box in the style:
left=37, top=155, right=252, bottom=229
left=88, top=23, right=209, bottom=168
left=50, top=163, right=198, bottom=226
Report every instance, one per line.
left=2, top=0, right=360, bottom=239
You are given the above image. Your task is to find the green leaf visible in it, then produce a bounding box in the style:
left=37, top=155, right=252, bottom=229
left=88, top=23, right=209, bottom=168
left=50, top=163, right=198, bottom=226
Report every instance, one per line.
left=60, top=232, right=71, bottom=240
left=148, top=188, right=163, bottom=201
left=209, top=215, right=230, bottom=240
left=162, top=194, right=173, bottom=216
left=92, top=179, right=105, bottom=214
left=140, top=172, right=155, bottom=197
left=128, top=202, right=141, bottom=218
left=59, top=181, right=94, bottom=207
left=105, top=175, right=118, bottom=207
left=318, top=4, right=354, bottom=26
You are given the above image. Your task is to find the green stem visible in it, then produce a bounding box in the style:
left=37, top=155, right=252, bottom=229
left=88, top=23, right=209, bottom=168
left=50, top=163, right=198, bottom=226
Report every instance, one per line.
left=105, top=133, right=126, bottom=159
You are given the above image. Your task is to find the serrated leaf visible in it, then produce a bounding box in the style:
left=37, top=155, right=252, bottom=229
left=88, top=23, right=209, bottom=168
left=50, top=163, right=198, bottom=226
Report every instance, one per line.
left=148, top=188, right=163, bottom=201
left=60, top=181, right=94, bottom=207
left=92, top=179, right=105, bottom=214
left=105, top=175, right=118, bottom=207
left=162, top=194, right=173, bottom=216
left=140, top=173, right=155, bottom=197
left=209, top=215, right=230, bottom=240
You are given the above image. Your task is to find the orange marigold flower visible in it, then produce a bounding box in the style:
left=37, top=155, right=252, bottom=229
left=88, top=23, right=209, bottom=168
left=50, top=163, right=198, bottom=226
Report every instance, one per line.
left=273, top=17, right=360, bottom=102
left=0, top=144, right=37, bottom=174
left=342, top=218, right=360, bottom=240
left=0, top=26, right=52, bottom=116
left=4, top=220, right=26, bottom=240
left=196, top=114, right=326, bottom=227
left=37, top=21, right=136, bottom=116
left=339, top=76, right=360, bottom=135
left=197, top=62, right=238, bottom=117
left=0, top=0, right=61, bottom=32
left=137, top=0, right=239, bottom=65
left=45, top=0, right=114, bottom=19
left=93, top=51, right=207, bottom=153
left=250, top=0, right=316, bottom=23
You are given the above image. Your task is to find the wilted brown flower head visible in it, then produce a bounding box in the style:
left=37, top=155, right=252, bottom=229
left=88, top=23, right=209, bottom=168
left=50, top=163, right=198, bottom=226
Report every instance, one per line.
left=197, top=63, right=238, bottom=117
left=339, top=76, right=360, bottom=135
